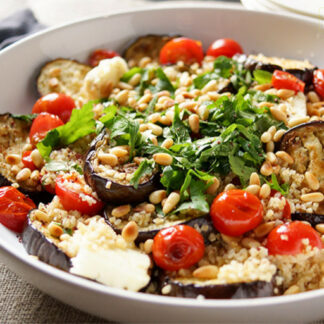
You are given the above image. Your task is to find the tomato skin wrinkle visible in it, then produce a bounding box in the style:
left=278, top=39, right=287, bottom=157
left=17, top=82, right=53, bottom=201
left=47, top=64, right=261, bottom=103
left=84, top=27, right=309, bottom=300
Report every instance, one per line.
left=152, top=225, right=205, bottom=271
left=266, top=221, right=323, bottom=255
left=0, top=186, right=35, bottom=232
left=210, top=189, right=263, bottom=237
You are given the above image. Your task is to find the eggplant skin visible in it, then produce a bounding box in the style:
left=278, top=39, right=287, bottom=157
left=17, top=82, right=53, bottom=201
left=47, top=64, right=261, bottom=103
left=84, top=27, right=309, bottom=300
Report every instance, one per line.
left=160, top=275, right=275, bottom=299
left=22, top=215, right=71, bottom=271
left=292, top=213, right=324, bottom=227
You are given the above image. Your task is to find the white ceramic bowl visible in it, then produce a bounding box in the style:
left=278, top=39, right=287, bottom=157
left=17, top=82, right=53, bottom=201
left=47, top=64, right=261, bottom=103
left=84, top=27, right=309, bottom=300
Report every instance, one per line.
left=1, top=4, right=324, bottom=323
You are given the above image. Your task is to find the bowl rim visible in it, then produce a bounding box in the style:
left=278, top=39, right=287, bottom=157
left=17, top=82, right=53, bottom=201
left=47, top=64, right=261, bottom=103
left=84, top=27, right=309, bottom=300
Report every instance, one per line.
left=0, top=2, right=324, bottom=309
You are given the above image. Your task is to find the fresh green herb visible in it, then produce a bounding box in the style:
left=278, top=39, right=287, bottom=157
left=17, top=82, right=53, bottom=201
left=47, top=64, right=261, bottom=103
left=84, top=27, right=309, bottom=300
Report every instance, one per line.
left=63, top=228, right=73, bottom=235
left=170, top=104, right=191, bottom=143
left=130, top=159, right=154, bottom=189
left=253, top=70, right=273, bottom=85
left=44, top=161, right=83, bottom=175
left=266, top=174, right=289, bottom=196
left=155, top=67, right=175, bottom=94
left=12, top=113, right=38, bottom=123
left=121, top=67, right=143, bottom=82
left=72, top=163, right=83, bottom=175
left=99, top=105, right=117, bottom=128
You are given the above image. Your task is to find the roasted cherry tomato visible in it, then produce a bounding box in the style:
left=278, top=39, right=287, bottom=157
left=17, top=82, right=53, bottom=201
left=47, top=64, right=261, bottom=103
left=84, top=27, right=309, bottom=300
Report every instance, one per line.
left=88, top=49, right=120, bottom=67
left=206, top=38, right=243, bottom=58
left=159, top=37, right=204, bottom=65
left=152, top=225, right=205, bottom=271
left=29, top=112, right=64, bottom=146
left=0, top=186, right=36, bottom=232
left=272, top=70, right=305, bottom=93
left=32, top=93, right=75, bottom=123
left=22, top=151, right=37, bottom=171
left=210, top=189, right=263, bottom=237
left=55, top=174, right=103, bottom=215
left=266, top=221, right=323, bottom=255
left=270, top=190, right=291, bottom=220
left=313, top=69, right=324, bottom=99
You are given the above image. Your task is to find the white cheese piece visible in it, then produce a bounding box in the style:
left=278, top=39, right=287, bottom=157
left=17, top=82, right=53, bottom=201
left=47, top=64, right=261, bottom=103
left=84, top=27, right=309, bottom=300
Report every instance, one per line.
left=81, top=56, right=128, bottom=100
left=285, top=91, right=307, bottom=121
left=70, top=246, right=150, bottom=291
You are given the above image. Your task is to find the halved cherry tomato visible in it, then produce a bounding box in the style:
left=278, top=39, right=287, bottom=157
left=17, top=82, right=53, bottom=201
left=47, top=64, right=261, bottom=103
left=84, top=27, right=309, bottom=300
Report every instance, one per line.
left=152, top=225, right=205, bottom=271
left=88, top=49, right=120, bottom=67
left=210, top=189, right=263, bottom=237
left=206, top=38, right=243, bottom=58
left=266, top=221, right=323, bottom=255
left=55, top=174, right=103, bottom=215
left=159, top=37, right=204, bottom=65
left=313, top=69, right=324, bottom=99
left=272, top=70, right=305, bottom=93
left=29, top=112, right=64, bottom=146
left=270, top=190, right=291, bottom=220
left=0, top=186, right=36, bottom=232
left=22, top=151, right=37, bottom=171
left=32, top=93, right=75, bottom=123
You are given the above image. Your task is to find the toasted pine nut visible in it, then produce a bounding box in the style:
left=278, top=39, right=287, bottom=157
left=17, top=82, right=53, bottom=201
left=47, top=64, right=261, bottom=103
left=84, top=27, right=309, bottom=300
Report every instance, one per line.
left=254, top=221, right=276, bottom=237
left=307, top=91, right=320, bottom=103
left=198, top=105, right=209, bottom=120
left=301, top=192, right=324, bottom=202
left=161, top=138, right=174, bottom=149
left=224, top=184, right=236, bottom=191
left=241, top=237, right=260, bottom=249
left=48, top=222, right=63, bottom=237
left=157, top=90, right=170, bottom=98
left=249, top=172, right=261, bottom=186
left=273, top=129, right=286, bottom=142
left=165, top=110, right=174, bottom=121
left=316, top=224, right=324, bottom=234
left=260, top=162, right=273, bottom=176
left=30, top=170, right=40, bottom=182
left=284, top=285, right=300, bottom=295
left=254, top=83, right=272, bottom=91
left=266, top=152, right=277, bottom=164
left=117, top=82, right=132, bottom=90
left=261, top=132, right=272, bottom=143
left=110, top=147, right=128, bottom=158
left=259, top=183, right=271, bottom=199
left=193, top=265, right=218, bottom=279
left=277, top=89, right=295, bottom=100
left=161, top=198, right=167, bottom=208
left=150, top=135, right=158, bottom=146
left=245, top=184, right=260, bottom=196
left=270, top=107, right=287, bottom=123
left=288, top=116, right=310, bottom=128
left=305, top=171, right=320, bottom=191
left=201, top=80, right=218, bottom=93
left=139, top=124, right=149, bottom=132
left=149, top=190, right=167, bottom=205
left=148, top=123, right=163, bottom=136
left=138, top=93, right=153, bottom=105
left=139, top=56, right=152, bottom=68
left=122, top=221, right=138, bottom=242
left=148, top=113, right=161, bottom=123
left=30, top=149, right=44, bottom=168
left=33, top=210, right=51, bottom=223
left=22, top=143, right=33, bottom=152
left=115, top=90, right=129, bottom=105
left=16, top=168, right=31, bottom=181
left=128, top=73, right=141, bottom=87
left=162, top=192, right=180, bottom=214
left=206, top=177, right=220, bottom=195
left=98, top=153, right=118, bottom=167
left=5, top=154, right=21, bottom=165
left=153, top=153, right=173, bottom=166
left=144, top=239, right=154, bottom=254
left=221, top=234, right=240, bottom=246
left=267, top=126, right=277, bottom=137
left=11, top=165, right=20, bottom=176
left=275, top=151, right=294, bottom=164
left=111, top=204, right=131, bottom=218
left=159, top=115, right=172, bottom=126
left=272, top=165, right=281, bottom=174
left=188, top=114, right=200, bottom=133
left=266, top=141, right=275, bottom=152
left=144, top=203, right=155, bottom=213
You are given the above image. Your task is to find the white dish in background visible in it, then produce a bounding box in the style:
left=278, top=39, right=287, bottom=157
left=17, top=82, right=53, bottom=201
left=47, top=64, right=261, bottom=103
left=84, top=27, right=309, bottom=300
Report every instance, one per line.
left=1, top=4, right=324, bottom=323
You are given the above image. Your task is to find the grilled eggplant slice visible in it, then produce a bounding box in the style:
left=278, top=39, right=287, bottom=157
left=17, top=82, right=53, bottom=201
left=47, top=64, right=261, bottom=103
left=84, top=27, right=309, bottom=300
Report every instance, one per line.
left=37, top=58, right=91, bottom=100
left=123, top=34, right=179, bottom=66
left=237, top=54, right=316, bottom=86
left=84, top=131, right=160, bottom=204
left=158, top=274, right=276, bottom=299
left=22, top=212, right=71, bottom=271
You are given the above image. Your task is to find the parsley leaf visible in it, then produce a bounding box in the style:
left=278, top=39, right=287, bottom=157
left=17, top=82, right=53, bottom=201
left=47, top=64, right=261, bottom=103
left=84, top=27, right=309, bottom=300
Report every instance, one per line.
left=170, top=104, right=191, bottom=143
left=12, top=113, right=37, bottom=123
left=253, top=70, right=273, bottom=85
left=155, top=67, right=175, bottom=94
left=121, top=67, right=143, bottom=82
left=266, top=174, right=289, bottom=196
left=130, top=159, right=154, bottom=189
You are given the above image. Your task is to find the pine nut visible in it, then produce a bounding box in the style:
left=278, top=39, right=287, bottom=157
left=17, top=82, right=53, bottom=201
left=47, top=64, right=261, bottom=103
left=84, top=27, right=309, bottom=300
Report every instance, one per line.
left=307, top=91, right=320, bottom=103
left=261, top=132, right=272, bottom=143
left=266, top=141, right=275, bottom=152
left=98, top=153, right=118, bottom=167
left=16, top=168, right=31, bottom=181
left=284, top=285, right=300, bottom=295
left=138, top=103, right=148, bottom=112
left=254, top=83, right=272, bottom=91
left=162, top=192, right=180, bottom=214
left=110, top=147, right=128, bottom=158
left=148, top=113, right=160, bottom=123
left=198, top=105, right=209, bottom=120
left=272, top=165, right=281, bottom=174
left=30, top=149, right=44, bottom=168
left=118, top=82, right=132, bottom=90
left=157, top=90, right=170, bottom=98
left=254, top=221, right=276, bottom=237
left=277, top=89, right=295, bottom=100
left=275, top=151, right=294, bottom=164
left=267, top=126, right=277, bottom=137
left=273, top=129, right=286, bottom=142
left=122, top=221, right=138, bottom=242
left=266, top=152, right=278, bottom=164
left=111, top=204, right=131, bottom=218
left=206, top=177, right=220, bottom=195
left=193, top=265, right=218, bottom=279
left=139, top=124, right=149, bottom=132
left=161, top=198, right=167, bottom=207
left=148, top=123, right=163, bottom=136
left=150, top=135, right=158, bottom=146
left=33, top=210, right=50, bottom=223
left=316, top=224, right=324, bottom=234
left=270, top=107, right=287, bottom=123
left=143, top=239, right=154, bottom=254
left=249, top=172, right=261, bottom=186
left=128, top=73, right=141, bottom=86
left=5, top=154, right=21, bottom=165
left=138, top=93, right=152, bottom=105
left=179, top=101, right=197, bottom=112
left=305, top=171, right=320, bottom=191
left=288, top=116, right=310, bottom=128
left=115, top=90, right=129, bottom=105
left=144, top=203, right=155, bottom=213
left=201, top=80, right=218, bottom=93
left=188, top=114, right=200, bottom=133
left=221, top=234, right=240, bottom=246
left=260, top=162, right=273, bottom=176
left=301, top=192, right=324, bottom=202
left=153, top=153, right=173, bottom=166
left=165, top=110, right=174, bottom=121
left=224, top=184, right=236, bottom=191
left=259, top=183, right=271, bottom=199
left=139, top=56, right=152, bottom=68
left=278, top=103, right=287, bottom=113
left=159, top=115, right=172, bottom=126
left=22, top=143, right=33, bottom=152
left=265, top=88, right=278, bottom=96
left=30, top=170, right=40, bottom=182
left=161, top=138, right=174, bottom=149
left=245, top=184, right=260, bottom=196
left=241, top=237, right=260, bottom=249
left=48, top=222, right=63, bottom=237
left=11, top=165, right=20, bottom=176
left=149, top=190, right=167, bottom=205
